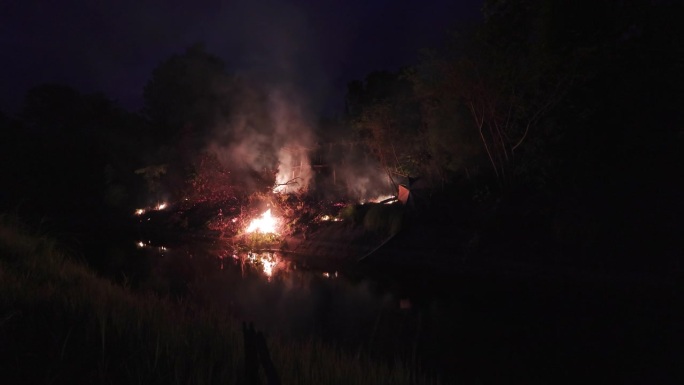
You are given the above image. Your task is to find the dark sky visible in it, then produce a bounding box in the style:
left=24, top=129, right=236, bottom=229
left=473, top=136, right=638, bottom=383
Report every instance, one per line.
left=1, top=0, right=482, bottom=115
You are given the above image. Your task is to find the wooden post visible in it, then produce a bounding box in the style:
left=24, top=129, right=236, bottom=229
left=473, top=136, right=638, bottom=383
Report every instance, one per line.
left=243, top=322, right=259, bottom=385
left=243, top=322, right=281, bottom=385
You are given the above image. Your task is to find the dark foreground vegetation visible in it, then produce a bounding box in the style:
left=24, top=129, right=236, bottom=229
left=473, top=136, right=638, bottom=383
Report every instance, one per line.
left=0, top=217, right=435, bottom=385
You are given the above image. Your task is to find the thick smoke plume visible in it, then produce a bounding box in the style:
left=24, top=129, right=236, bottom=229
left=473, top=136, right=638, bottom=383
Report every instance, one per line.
left=207, top=83, right=314, bottom=194
left=198, top=0, right=393, bottom=200
left=269, top=88, right=314, bottom=192
left=205, top=82, right=394, bottom=200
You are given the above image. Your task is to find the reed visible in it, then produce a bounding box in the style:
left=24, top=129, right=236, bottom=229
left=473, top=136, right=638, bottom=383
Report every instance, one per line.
left=0, top=216, right=436, bottom=385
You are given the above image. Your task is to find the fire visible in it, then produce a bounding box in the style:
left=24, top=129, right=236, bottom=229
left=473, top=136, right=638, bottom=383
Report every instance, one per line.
left=319, top=215, right=342, bottom=222
left=245, top=209, right=279, bottom=234
left=262, top=258, right=275, bottom=277
left=133, top=202, right=167, bottom=217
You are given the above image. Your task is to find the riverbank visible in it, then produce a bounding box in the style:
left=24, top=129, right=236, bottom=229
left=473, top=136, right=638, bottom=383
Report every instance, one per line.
left=0, top=217, right=436, bottom=385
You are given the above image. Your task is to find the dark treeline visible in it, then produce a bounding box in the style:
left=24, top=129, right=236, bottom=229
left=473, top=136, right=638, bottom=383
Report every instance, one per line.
left=1, top=86, right=148, bottom=251
left=1, top=0, right=682, bottom=275
left=347, top=0, right=683, bottom=273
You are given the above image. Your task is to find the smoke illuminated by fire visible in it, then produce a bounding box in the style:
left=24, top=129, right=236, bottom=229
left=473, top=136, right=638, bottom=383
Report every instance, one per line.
left=361, top=195, right=397, bottom=204
left=206, top=85, right=314, bottom=195
left=273, top=146, right=312, bottom=193
left=245, top=209, right=279, bottom=234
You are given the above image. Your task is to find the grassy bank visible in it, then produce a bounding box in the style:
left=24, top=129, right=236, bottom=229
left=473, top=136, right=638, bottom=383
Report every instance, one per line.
left=0, top=216, right=436, bottom=385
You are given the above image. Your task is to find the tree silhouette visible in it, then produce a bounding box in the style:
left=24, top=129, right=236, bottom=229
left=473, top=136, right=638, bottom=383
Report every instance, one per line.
left=143, top=43, right=233, bottom=146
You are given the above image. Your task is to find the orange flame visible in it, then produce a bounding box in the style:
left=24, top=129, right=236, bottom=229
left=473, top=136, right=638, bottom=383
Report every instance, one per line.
left=245, top=209, right=279, bottom=234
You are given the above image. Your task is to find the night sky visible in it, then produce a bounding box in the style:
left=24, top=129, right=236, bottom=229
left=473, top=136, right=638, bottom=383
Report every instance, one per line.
left=1, top=0, right=482, bottom=115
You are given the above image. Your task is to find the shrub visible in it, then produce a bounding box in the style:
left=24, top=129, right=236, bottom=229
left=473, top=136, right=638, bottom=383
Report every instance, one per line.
left=363, top=203, right=404, bottom=235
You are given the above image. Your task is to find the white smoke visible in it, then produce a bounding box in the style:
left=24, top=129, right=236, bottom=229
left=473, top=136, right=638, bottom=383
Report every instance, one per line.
left=206, top=82, right=314, bottom=194
left=269, top=88, right=313, bottom=192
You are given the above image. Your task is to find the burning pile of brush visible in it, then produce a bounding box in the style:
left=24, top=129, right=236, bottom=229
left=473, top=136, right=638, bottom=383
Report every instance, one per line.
left=232, top=191, right=349, bottom=249
left=135, top=187, right=397, bottom=242
left=132, top=153, right=400, bottom=258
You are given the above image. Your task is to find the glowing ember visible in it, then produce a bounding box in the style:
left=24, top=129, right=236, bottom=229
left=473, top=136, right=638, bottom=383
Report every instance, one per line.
left=245, top=209, right=279, bottom=234
left=319, top=214, right=342, bottom=222
left=134, top=208, right=145, bottom=216
left=155, top=202, right=167, bottom=210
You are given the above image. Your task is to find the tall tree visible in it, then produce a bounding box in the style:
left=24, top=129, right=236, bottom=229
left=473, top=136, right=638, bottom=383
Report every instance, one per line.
left=141, top=44, right=236, bottom=199
left=143, top=43, right=233, bottom=147
left=346, top=70, right=426, bottom=186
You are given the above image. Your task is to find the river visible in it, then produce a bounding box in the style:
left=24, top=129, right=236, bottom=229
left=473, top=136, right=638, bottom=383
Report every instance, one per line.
left=97, top=229, right=680, bottom=384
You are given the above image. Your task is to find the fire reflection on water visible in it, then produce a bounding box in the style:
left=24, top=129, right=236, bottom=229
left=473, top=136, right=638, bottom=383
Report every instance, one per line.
left=216, top=249, right=287, bottom=280
left=246, top=251, right=280, bottom=280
